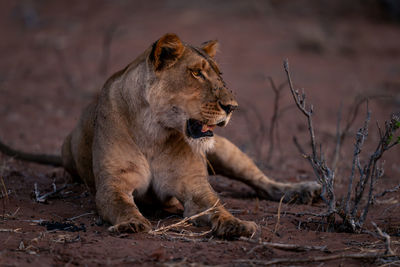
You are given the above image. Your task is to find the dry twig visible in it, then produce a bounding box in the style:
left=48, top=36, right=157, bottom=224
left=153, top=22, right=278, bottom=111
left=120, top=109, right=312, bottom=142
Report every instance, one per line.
left=332, top=102, right=343, bottom=171
left=34, top=182, right=69, bottom=203
left=240, top=237, right=328, bottom=253
left=345, top=112, right=400, bottom=231
left=284, top=59, right=336, bottom=224
left=0, top=189, right=11, bottom=200
left=342, top=104, right=371, bottom=225
left=67, top=211, right=96, bottom=221
left=149, top=201, right=219, bottom=235
left=371, top=222, right=394, bottom=256
left=266, top=77, right=286, bottom=164
left=375, top=183, right=400, bottom=198
left=238, top=100, right=267, bottom=160
left=0, top=176, right=8, bottom=200
left=0, top=228, right=22, bottom=233
left=0, top=207, right=20, bottom=220
left=284, top=59, right=400, bottom=232
left=333, top=94, right=390, bottom=169
left=235, top=252, right=399, bottom=266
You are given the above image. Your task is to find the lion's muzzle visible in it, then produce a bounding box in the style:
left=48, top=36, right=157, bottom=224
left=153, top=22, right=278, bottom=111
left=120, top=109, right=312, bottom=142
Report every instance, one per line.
left=186, top=119, right=216, bottom=139
left=218, top=101, right=237, bottom=115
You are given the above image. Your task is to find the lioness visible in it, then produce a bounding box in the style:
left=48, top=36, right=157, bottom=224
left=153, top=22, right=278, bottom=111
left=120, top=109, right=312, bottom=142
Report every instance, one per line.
left=0, top=33, right=320, bottom=238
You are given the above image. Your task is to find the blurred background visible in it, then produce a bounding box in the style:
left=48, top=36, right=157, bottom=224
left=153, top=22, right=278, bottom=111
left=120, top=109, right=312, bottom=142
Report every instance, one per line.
left=0, top=0, right=399, bottom=182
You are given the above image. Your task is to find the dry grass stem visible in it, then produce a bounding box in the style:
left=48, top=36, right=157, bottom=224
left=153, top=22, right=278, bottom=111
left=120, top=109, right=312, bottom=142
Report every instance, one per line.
left=162, top=235, right=211, bottom=243
left=170, top=229, right=212, bottom=237
left=240, top=237, right=328, bottom=252
left=0, top=207, right=19, bottom=220
left=0, top=189, right=11, bottom=200
left=67, top=211, right=96, bottom=221
left=0, top=228, right=22, bottom=233
left=0, top=176, right=8, bottom=200
left=34, top=182, right=69, bottom=203
left=273, top=195, right=285, bottom=234
left=235, top=252, right=399, bottom=266
left=149, top=201, right=219, bottom=235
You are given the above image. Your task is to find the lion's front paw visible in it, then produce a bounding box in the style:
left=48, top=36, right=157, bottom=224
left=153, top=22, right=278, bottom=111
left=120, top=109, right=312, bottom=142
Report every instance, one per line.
left=212, top=216, right=258, bottom=239
left=286, top=181, right=322, bottom=204
left=108, top=217, right=152, bottom=233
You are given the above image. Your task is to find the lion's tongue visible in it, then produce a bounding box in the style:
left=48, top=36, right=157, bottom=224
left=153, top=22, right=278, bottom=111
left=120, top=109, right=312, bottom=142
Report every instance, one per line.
left=201, top=124, right=216, bottom=133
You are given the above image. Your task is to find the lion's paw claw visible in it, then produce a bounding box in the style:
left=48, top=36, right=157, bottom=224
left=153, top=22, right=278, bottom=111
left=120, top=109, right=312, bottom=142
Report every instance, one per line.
left=212, top=217, right=258, bottom=239
left=108, top=218, right=152, bottom=233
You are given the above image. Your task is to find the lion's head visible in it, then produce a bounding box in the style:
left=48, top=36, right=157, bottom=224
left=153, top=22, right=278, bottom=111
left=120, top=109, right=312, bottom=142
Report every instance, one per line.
left=146, top=33, right=238, bottom=153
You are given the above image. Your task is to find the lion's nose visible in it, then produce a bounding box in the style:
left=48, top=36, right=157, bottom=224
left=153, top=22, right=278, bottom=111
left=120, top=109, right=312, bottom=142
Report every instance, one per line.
left=218, top=101, right=237, bottom=114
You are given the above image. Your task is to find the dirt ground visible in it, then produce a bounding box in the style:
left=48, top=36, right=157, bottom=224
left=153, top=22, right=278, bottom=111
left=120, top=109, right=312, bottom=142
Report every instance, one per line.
left=0, top=1, right=399, bottom=266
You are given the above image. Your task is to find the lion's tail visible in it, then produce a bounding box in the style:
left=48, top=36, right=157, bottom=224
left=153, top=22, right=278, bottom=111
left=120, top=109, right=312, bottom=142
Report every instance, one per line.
left=0, top=139, right=62, bottom=167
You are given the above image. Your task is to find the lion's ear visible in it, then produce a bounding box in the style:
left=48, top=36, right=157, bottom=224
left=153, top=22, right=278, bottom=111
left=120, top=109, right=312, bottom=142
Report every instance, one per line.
left=201, top=40, right=219, bottom=58
left=151, top=33, right=185, bottom=71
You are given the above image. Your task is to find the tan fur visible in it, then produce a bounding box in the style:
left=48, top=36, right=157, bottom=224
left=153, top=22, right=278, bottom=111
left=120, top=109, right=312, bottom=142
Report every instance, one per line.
left=61, top=33, right=320, bottom=238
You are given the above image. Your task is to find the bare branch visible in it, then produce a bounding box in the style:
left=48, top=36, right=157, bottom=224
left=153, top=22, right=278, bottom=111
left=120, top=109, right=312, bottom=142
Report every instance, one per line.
left=292, top=136, right=307, bottom=156
left=237, top=100, right=267, bottom=160
left=266, top=77, right=285, bottom=164
left=344, top=104, right=371, bottom=217
left=359, top=162, right=384, bottom=227
left=375, top=183, right=400, bottom=198
left=332, top=95, right=389, bottom=172
left=282, top=211, right=332, bottom=217
left=332, top=102, right=343, bottom=171
left=284, top=59, right=336, bottom=219
left=284, top=59, right=318, bottom=161
left=235, top=253, right=398, bottom=266
left=283, top=60, right=399, bottom=233
left=371, top=222, right=394, bottom=256
left=350, top=112, right=399, bottom=229
left=240, top=237, right=328, bottom=253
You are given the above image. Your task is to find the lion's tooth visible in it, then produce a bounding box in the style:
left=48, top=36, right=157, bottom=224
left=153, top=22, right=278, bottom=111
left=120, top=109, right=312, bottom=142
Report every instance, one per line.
left=201, top=124, right=216, bottom=132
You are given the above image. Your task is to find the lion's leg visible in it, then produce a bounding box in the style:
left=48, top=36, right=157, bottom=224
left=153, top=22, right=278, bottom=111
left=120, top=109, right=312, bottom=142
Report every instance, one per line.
left=95, top=171, right=152, bottom=233
left=180, top=177, right=257, bottom=238
left=92, top=131, right=152, bottom=233
left=207, top=135, right=321, bottom=204
left=154, top=157, right=257, bottom=239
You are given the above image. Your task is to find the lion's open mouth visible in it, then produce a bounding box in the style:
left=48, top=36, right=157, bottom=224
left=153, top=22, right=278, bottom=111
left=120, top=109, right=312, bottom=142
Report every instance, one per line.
left=186, top=119, right=217, bottom=139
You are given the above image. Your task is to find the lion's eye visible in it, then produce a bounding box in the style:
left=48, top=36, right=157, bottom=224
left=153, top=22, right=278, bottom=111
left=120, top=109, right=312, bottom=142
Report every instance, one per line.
left=191, top=69, right=203, bottom=78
